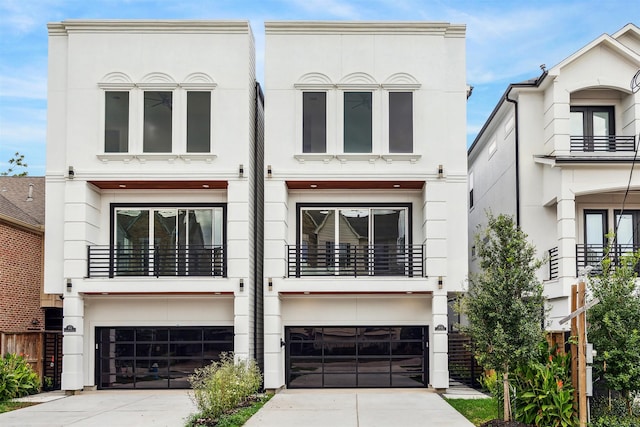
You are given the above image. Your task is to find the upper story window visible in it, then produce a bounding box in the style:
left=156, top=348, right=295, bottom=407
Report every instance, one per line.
left=570, top=106, right=615, bottom=151
left=388, top=92, right=413, bottom=153
left=344, top=92, right=373, bottom=153
left=187, top=92, right=212, bottom=153
left=144, top=91, right=173, bottom=153
left=105, top=91, right=129, bottom=153
left=99, top=72, right=216, bottom=156
left=295, top=72, right=420, bottom=158
left=302, top=92, right=326, bottom=153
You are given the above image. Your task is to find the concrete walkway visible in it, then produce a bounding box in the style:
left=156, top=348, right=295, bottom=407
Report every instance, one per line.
left=2, top=384, right=484, bottom=427
left=244, top=389, right=476, bottom=427
left=1, top=390, right=196, bottom=427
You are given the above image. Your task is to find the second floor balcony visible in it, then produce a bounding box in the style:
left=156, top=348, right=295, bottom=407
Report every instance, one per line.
left=575, top=243, right=640, bottom=276
left=87, top=245, right=226, bottom=278
left=287, top=244, right=424, bottom=278
left=570, top=135, right=635, bottom=152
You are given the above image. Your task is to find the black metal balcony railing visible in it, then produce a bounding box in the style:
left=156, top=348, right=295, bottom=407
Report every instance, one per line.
left=575, top=243, right=640, bottom=276
left=87, top=245, right=226, bottom=278
left=548, top=247, right=558, bottom=280
left=287, top=244, right=424, bottom=278
left=570, top=135, right=636, bottom=152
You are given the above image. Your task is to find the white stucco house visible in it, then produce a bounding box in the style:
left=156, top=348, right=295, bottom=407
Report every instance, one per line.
left=262, top=21, right=468, bottom=390
left=44, top=20, right=264, bottom=390
left=468, top=23, right=640, bottom=331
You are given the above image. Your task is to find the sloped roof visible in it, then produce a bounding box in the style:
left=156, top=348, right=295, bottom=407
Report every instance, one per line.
left=0, top=176, right=45, bottom=231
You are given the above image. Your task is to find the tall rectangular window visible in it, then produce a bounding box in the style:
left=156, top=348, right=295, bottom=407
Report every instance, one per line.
left=105, top=91, right=129, bottom=153
left=187, top=92, right=211, bottom=153
left=144, top=91, right=172, bottom=153
left=303, top=92, right=326, bottom=153
left=344, top=92, right=372, bottom=153
left=570, top=106, right=614, bottom=151
left=389, top=92, right=413, bottom=153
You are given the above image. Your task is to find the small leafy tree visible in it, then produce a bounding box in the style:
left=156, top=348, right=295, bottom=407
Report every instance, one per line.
left=587, top=240, right=640, bottom=415
left=457, top=213, right=546, bottom=421
left=1, top=152, right=28, bottom=176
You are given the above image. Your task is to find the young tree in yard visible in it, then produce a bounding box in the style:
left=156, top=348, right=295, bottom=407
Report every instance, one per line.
left=458, top=213, right=546, bottom=421
left=1, top=152, right=28, bottom=176
left=587, top=241, right=640, bottom=415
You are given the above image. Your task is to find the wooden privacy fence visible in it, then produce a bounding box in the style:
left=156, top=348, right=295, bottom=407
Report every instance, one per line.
left=1, top=331, right=63, bottom=389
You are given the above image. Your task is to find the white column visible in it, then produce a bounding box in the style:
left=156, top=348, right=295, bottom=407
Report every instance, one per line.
left=431, top=290, right=449, bottom=390
left=263, top=289, right=283, bottom=390
left=61, top=293, right=84, bottom=391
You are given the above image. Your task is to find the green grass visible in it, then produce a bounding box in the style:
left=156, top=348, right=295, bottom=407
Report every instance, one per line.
left=186, top=394, right=273, bottom=427
left=0, top=401, right=38, bottom=414
left=444, top=397, right=498, bottom=426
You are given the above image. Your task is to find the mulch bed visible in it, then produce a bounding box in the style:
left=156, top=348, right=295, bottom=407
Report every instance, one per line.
left=479, top=421, right=534, bottom=427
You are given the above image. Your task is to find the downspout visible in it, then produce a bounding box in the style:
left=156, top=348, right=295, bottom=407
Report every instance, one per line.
left=505, top=88, right=521, bottom=227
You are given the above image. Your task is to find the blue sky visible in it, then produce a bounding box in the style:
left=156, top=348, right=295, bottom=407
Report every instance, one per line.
left=0, top=0, right=638, bottom=176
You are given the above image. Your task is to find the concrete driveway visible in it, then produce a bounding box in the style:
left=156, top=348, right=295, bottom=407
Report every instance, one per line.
left=1, top=388, right=476, bottom=427
left=244, top=389, right=475, bottom=427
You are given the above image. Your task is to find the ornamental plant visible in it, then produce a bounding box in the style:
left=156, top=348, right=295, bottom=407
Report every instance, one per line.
left=513, top=343, right=577, bottom=427
left=188, top=353, right=262, bottom=423
left=0, top=353, right=40, bottom=402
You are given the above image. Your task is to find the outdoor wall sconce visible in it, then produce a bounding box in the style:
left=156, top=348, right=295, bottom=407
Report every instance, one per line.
left=239, top=164, right=244, bottom=178
left=267, top=165, right=272, bottom=178
left=438, top=276, right=443, bottom=289
left=280, top=338, right=286, bottom=348
left=438, top=164, right=444, bottom=178
left=268, top=278, right=273, bottom=291
left=68, top=166, right=75, bottom=179
left=239, top=278, right=244, bottom=291
left=66, top=278, right=72, bottom=292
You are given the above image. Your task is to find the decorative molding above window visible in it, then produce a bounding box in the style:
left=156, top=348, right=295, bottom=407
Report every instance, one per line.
left=336, top=72, right=379, bottom=89
left=181, top=72, right=217, bottom=89
left=294, top=72, right=334, bottom=90
left=137, top=72, right=178, bottom=89
left=381, top=73, right=421, bottom=90
left=98, top=72, right=135, bottom=89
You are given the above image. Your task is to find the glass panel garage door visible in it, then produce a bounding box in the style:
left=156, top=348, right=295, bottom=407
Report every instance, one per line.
left=96, top=326, right=233, bottom=389
left=286, top=326, right=428, bottom=388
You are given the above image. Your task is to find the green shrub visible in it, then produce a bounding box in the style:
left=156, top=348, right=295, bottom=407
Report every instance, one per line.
left=0, top=353, right=40, bottom=402
left=590, top=394, right=640, bottom=427
left=188, top=353, right=262, bottom=422
left=513, top=346, right=577, bottom=427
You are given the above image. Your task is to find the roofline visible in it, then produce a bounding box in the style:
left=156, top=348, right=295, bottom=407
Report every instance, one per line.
left=0, top=214, right=44, bottom=234
left=48, top=20, right=252, bottom=36
left=265, top=21, right=465, bottom=37
left=468, top=70, right=548, bottom=156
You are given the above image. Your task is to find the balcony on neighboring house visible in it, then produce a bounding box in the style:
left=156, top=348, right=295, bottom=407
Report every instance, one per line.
left=287, top=244, right=424, bottom=278
left=575, top=243, right=640, bottom=276
left=570, top=135, right=636, bottom=152
left=548, top=246, right=558, bottom=280
left=87, top=245, right=226, bottom=278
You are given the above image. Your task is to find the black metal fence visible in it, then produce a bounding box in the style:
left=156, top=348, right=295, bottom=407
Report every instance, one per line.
left=286, top=244, right=424, bottom=277
left=570, top=135, right=635, bottom=152
left=548, top=247, right=559, bottom=280
left=87, top=245, right=226, bottom=278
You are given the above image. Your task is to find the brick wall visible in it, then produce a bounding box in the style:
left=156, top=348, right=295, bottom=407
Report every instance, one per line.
left=0, top=222, right=45, bottom=332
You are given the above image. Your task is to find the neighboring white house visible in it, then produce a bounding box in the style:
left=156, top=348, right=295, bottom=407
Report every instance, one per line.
left=262, top=21, right=468, bottom=390
left=44, top=20, right=264, bottom=391
left=468, top=24, right=640, bottom=331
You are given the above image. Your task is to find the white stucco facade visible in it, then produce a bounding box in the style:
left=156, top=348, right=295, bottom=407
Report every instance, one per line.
left=468, top=24, right=640, bottom=331
left=45, top=20, right=263, bottom=390
left=263, top=21, right=468, bottom=390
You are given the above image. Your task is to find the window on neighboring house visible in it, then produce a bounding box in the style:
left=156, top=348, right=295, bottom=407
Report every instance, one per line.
left=187, top=92, right=211, bottom=153
left=105, top=91, right=129, bottom=153
left=144, top=91, right=173, bottom=153
left=468, top=172, right=474, bottom=209
left=570, top=106, right=614, bottom=151
left=113, top=205, right=225, bottom=276
left=583, top=210, right=608, bottom=271
left=389, top=92, right=413, bottom=153
left=303, top=92, right=327, bottom=153
left=344, top=92, right=372, bottom=153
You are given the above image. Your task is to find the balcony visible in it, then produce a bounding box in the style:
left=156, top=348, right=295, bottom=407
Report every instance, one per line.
left=570, top=135, right=635, bottom=152
left=287, top=244, right=424, bottom=278
left=576, top=243, right=640, bottom=276
left=548, top=247, right=558, bottom=280
left=87, top=245, right=226, bottom=278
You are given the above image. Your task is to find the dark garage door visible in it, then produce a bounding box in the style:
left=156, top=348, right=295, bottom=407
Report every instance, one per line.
left=96, top=326, right=233, bottom=389
left=286, top=326, right=428, bottom=388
